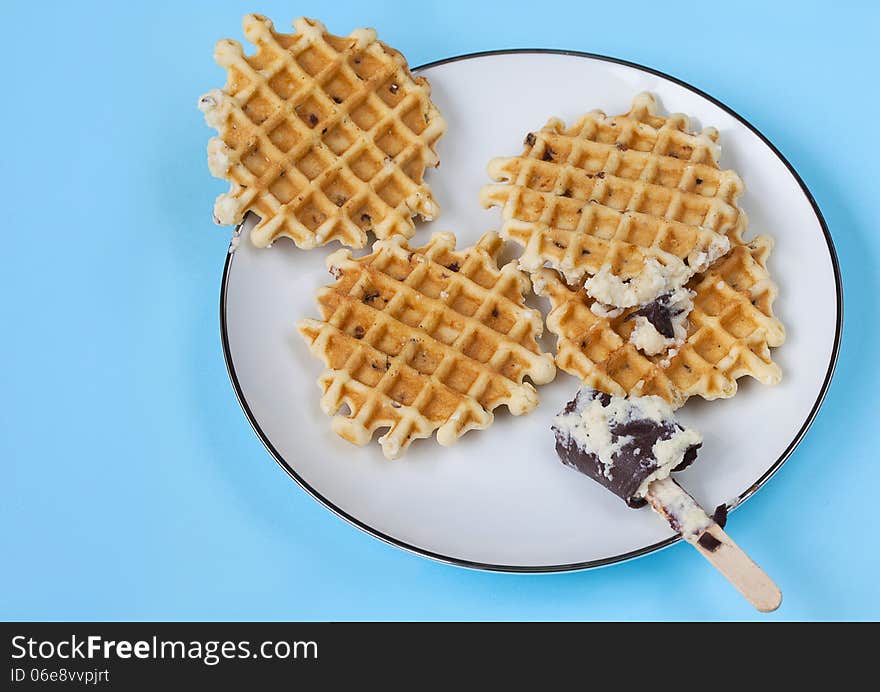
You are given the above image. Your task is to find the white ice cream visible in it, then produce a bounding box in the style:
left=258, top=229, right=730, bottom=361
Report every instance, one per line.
left=628, top=287, right=695, bottom=356
left=590, top=302, right=624, bottom=319
left=585, top=258, right=690, bottom=309
left=585, top=234, right=729, bottom=310
left=644, top=477, right=714, bottom=539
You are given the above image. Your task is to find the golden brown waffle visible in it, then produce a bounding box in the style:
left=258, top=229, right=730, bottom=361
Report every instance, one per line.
left=298, top=232, right=557, bottom=459
left=199, top=15, right=447, bottom=249
left=534, top=235, right=785, bottom=408
left=481, top=93, right=744, bottom=305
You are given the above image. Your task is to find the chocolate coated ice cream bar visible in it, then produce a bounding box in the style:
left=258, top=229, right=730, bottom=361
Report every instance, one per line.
left=551, top=387, right=781, bottom=612
left=552, top=388, right=701, bottom=507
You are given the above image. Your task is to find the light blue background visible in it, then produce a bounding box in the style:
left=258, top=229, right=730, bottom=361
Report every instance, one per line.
left=3, top=0, right=877, bottom=621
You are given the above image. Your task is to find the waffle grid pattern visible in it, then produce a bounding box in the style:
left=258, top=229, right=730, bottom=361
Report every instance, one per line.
left=536, top=235, right=784, bottom=408
left=298, top=232, right=556, bottom=458
left=201, top=15, right=446, bottom=249
left=481, top=93, right=743, bottom=288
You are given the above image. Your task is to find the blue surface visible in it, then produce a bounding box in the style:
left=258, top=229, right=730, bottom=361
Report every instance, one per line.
left=2, top=0, right=877, bottom=621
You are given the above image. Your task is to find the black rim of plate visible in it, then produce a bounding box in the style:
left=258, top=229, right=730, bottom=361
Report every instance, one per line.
left=219, top=48, right=843, bottom=573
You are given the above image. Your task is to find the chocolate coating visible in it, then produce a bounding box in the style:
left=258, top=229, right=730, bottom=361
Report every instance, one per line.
left=625, top=291, right=686, bottom=338
left=697, top=532, right=723, bottom=552
left=712, top=504, right=728, bottom=528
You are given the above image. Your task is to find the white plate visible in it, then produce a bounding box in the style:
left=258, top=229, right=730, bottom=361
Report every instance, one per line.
left=221, top=51, right=841, bottom=571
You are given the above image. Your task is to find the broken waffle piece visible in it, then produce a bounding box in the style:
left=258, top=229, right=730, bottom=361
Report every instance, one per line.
left=199, top=15, right=446, bottom=249
left=533, top=235, right=785, bottom=408
left=481, top=92, right=740, bottom=307
left=297, top=231, right=557, bottom=459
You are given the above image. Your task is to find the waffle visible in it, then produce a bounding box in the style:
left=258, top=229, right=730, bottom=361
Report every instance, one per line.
left=481, top=93, right=744, bottom=306
left=534, top=235, right=785, bottom=408
left=298, top=232, right=557, bottom=459
left=199, top=15, right=447, bottom=249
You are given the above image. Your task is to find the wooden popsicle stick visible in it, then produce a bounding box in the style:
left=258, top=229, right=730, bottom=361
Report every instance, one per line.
left=644, top=477, right=782, bottom=613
